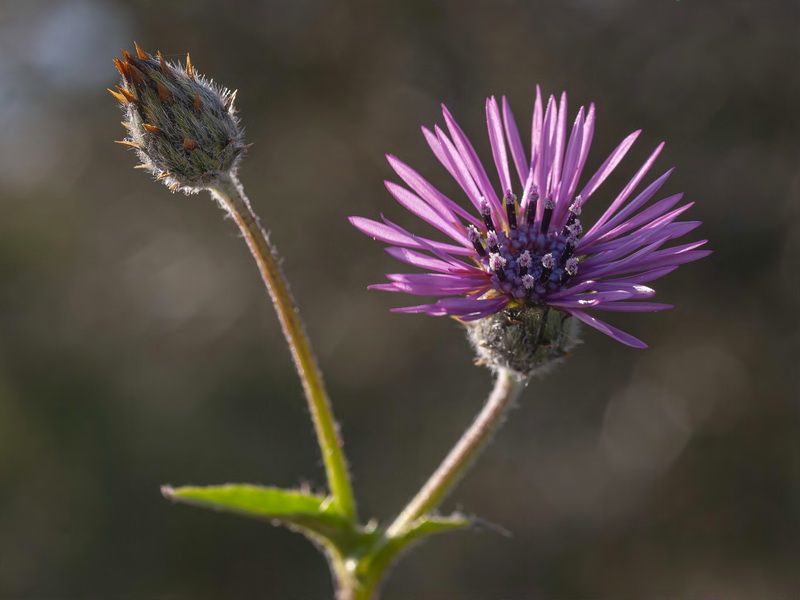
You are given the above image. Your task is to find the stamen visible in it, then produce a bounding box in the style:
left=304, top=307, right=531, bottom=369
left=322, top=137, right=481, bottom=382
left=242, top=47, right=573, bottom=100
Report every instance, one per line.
left=562, top=231, right=578, bottom=262
left=541, top=195, right=555, bottom=234
left=525, top=186, right=539, bottom=225
left=518, top=250, right=532, bottom=276
left=485, top=230, right=499, bottom=252
left=468, top=225, right=487, bottom=257
left=566, top=194, right=583, bottom=229
left=489, top=252, right=507, bottom=281
left=479, top=197, right=495, bottom=232
left=565, top=257, right=579, bottom=276
left=539, top=252, right=554, bottom=283
left=521, top=273, right=535, bottom=290
left=505, top=191, right=517, bottom=230
left=567, top=219, right=583, bottom=237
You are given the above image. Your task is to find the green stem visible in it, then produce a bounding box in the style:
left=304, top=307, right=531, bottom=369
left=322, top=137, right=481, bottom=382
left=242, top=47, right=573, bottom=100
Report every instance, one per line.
left=386, top=368, right=526, bottom=538
left=329, top=551, right=380, bottom=600
left=209, top=173, right=356, bottom=522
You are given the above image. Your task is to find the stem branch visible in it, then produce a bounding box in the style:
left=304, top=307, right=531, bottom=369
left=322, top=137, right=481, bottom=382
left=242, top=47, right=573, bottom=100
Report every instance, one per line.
left=209, top=173, right=356, bottom=522
left=386, top=368, right=526, bottom=537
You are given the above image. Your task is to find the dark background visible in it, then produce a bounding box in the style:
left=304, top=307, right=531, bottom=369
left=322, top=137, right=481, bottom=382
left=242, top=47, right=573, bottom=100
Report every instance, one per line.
left=1, top=0, right=798, bottom=598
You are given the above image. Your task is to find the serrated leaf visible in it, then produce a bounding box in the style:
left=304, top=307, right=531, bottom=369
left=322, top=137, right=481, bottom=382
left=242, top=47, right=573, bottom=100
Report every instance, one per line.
left=162, top=484, right=354, bottom=542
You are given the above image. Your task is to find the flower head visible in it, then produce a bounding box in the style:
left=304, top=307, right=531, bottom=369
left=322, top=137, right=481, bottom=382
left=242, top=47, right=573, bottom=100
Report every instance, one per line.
left=110, top=42, right=248, bottom=193
left=351, top=88, right=710, bottom=349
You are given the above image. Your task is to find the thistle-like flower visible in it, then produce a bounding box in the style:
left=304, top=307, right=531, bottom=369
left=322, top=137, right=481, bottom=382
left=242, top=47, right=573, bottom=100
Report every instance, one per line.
left=110, top=42, right=248, bottom=193
left=351, top=88, right=710, bottom=360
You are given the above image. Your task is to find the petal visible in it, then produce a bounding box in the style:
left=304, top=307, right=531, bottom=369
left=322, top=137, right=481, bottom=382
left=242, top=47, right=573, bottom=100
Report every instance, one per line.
left=530, top=85, right=544, bottom=168
left=392, top=295, right=509, bottom=319
left=582, top=166, right=672, bottom=245
left=502, top=95, right=528, bottom=187
left=440, top=296, right=511, bottom=320
left=600, top=266, right=678, bottom=284
left=536, top=95, right=558, bottom=198
left=562, top=308, right=648, bottom=348
left=591, top=302, right=673, bottom=312
left=349, top=216, right=472, bottom=256
left=385, top=246, right=477, bottom=274
left=587, top=240, right=710, bottom=278
left=385, top=181, right=470, bottom=245
left=584, top=144, right=666, bottom=239
left=624, top=248, right=712, bottom=274
left=423, top=126, right=461, bottom=188
left=550, top=92, right=568, bottom=192
left=486, top=96, right=512, bottom=196
left=546, top=279, right=598, bottom=299
left=442, top=104, right=505, bottom=225
left=585, top=195, right=687, bottom=249
left=382, top=272, right=488, bottom=295
left=582, top=221, right=702, bottom=263
left=565, top=103, right=595, bottom=202
left=434, top=125, right=485, bottom=213
left=387, top=155, right=482, bottom=228
left=550, top=289, right=635, bottom=306
left=579, top=129, right=641, bottom=201
left=591, top=282, right=656, bottom=299
left=553, top=105, right=585, bottom=229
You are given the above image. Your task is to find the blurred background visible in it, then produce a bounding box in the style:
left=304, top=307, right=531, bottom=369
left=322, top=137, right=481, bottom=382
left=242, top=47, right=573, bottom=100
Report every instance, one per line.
left=1, top=0, right=798, bottom=598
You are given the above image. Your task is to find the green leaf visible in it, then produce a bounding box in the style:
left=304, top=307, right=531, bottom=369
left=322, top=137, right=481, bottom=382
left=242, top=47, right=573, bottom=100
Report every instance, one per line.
left=356, top=513, right=473, bottom=581
left=162, top=484, right=356, bottom=543
left=400, top=513, right=473, bottom=543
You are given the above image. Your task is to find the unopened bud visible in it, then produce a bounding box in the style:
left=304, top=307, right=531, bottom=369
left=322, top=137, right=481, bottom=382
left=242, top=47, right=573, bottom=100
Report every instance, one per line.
left=466, top=305, right=580, bottom=378
left=110, top=43, right=248, bottom=193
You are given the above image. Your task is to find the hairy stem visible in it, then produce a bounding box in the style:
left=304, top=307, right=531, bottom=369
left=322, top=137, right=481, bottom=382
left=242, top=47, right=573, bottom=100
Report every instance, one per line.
left=209, top=173, right=356, bottom=522
left=386, top=368, right=526, bottom=537
left=330, top=552, right=380, bottom=600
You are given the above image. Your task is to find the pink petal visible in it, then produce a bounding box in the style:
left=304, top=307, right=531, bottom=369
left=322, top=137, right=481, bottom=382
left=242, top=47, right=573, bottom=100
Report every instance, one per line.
left=531, top=85, right=544, bottom=172
left=553, top=106, right=585, bottom=229
left=579, top=129, right=641, bottom=201
left=387, top=154, right=482, bottom=227
left=562, top=308, right=648, bottom=348
left=385, top=181, right=470, bottom=245
left=591, top=302, right=673, bottom=312
left=349, top=216, right=471, bottom=256
left=502, top=95, right=528, bottom=187
left=584, top=144, right=667, bottom=240
left=442, top=104, right=505, bottom=225
left=486, top=96, right=512, bottom=196
left=586, top=195, right=687, bottom=248
left=582, top=165, right=672, bottom=244
left=385, top=246, right=476, bottom=274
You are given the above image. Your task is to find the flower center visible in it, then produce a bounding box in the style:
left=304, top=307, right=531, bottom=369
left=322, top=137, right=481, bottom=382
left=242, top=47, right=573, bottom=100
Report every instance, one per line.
left=469, top=190, right=584, bottom=303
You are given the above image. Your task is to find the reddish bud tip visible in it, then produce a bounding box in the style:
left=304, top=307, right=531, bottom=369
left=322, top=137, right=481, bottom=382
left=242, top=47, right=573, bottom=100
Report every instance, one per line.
left=107, top=88, right=127, bottom=103
left=114, top=140, right=140, bottom=149
left=156, top=81, right=172, bottom=102
left=142, top=123, right=164, bottom=135
left=116, top=85, right=137, bottom=103
left=113, top=58, right=129, bottom=79
left=134, top=41, right=148, bottom=60
left=157, top=51, right=170, bottom=76
left=127, top=63, right=146, bottom=85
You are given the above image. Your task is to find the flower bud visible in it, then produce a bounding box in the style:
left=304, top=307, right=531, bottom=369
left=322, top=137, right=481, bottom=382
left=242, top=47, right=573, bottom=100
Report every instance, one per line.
left=110, top=43, right=248, bottom=193
left=466, top=305, right=581, bottom=378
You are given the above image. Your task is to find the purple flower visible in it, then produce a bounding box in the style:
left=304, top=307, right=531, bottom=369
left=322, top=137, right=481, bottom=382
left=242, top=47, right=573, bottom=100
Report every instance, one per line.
left=350, top=88, right=710, bottom=348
